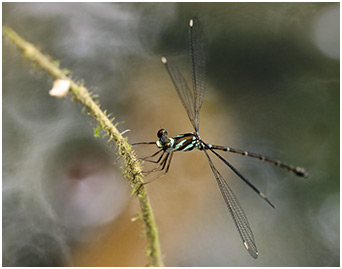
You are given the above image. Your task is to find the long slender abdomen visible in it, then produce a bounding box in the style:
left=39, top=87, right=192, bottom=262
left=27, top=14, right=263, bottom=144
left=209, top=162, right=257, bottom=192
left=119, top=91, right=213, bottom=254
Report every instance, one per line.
left=206, top=144, right=308, bottom=177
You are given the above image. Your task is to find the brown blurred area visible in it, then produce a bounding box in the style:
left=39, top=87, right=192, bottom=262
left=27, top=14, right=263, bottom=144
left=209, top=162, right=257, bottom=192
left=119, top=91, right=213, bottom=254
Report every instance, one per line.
left=71, top=204, right=146, bottom=266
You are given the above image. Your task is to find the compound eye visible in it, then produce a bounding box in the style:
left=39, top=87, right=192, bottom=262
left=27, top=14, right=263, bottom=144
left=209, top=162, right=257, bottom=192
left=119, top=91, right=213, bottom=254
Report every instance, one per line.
left=157, top=129, right=168, bottom=138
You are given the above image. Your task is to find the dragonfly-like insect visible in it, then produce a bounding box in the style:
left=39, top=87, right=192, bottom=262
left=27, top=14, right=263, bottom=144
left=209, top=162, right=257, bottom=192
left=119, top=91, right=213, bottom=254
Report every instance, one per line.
left=133, top=17, right=308, bottom=259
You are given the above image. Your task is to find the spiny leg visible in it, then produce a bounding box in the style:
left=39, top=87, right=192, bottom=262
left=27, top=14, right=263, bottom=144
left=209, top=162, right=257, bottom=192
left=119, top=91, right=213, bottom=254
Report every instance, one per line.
left=142, top=152, right=174, bottom=185
left=131, top=141, right=164, bottom=166
left=131, top=141, right=156, bottom=145
left=140, top=149, right=164, bottom=164
left=135, top=152, right=170, bottom=194
left=164, top=151, right=174, bottom=174
left=160, top=152, right=172, bottom=172
left=138, top=150, right=164, bottom=178
left=202, top=141, right=275, bottom=208
left=207, top=144, right=308, bottom=178
left=142, top=152, right=170, bottom=175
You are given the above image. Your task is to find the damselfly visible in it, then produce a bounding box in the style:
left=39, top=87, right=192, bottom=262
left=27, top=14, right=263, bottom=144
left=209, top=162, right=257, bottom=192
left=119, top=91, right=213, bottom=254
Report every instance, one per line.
left=133, top=17, right=308, bottom=259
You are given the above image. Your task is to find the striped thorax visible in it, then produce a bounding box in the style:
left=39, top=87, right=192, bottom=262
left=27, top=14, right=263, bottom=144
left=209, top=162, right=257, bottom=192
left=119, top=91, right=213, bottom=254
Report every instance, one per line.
left=156, top=129, right=201, bottom=152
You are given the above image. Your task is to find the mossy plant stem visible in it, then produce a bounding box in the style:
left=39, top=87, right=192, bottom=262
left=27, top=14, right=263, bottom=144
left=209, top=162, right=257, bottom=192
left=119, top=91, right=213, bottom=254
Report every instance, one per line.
left=3, top=26, right=164, bottom=267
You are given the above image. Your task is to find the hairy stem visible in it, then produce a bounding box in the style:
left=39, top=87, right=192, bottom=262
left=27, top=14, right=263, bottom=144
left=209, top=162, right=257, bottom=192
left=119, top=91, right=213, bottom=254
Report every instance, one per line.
left=3, top=26, right=164, bottom=267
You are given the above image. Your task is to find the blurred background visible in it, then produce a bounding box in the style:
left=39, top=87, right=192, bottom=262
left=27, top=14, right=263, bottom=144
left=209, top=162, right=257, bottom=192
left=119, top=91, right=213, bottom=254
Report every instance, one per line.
left=3, top=2, right=339, bottom=266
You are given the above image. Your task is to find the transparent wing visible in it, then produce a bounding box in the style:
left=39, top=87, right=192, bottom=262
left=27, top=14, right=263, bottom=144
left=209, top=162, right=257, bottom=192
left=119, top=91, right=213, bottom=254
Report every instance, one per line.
left=161, top=57, right=197, bottom=130
left=202, top=148, right=259, bottom=259
left=189, top=17, right=206, bottom=132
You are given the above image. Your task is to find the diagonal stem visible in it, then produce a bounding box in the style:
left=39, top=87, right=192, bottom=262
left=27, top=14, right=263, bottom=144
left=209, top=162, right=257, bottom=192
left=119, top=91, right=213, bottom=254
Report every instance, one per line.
left=3, top=26, right=164, bottom=267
